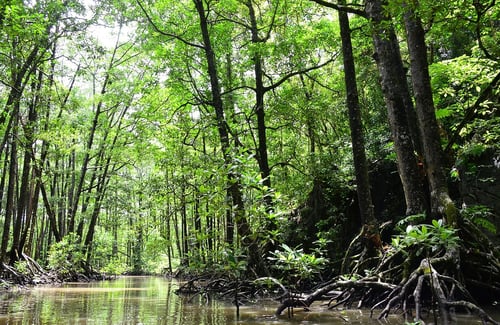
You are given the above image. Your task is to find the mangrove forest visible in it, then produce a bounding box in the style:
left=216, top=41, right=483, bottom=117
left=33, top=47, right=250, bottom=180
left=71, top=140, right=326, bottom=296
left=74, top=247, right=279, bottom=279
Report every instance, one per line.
left=0, top=0, right=499, bottom=323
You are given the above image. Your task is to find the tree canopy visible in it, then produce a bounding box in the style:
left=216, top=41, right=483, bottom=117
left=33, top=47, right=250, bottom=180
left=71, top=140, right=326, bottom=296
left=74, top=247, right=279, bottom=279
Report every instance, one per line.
left=0, top=0, right=499, bottom=321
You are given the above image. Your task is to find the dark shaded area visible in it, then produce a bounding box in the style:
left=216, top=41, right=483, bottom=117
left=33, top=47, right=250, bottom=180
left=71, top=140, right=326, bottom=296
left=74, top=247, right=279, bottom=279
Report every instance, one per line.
left=282, top=159, right=406, bottom=264
left=458, top=147, right=500, bottom=242
left=282, top=153, right=500, bottom=269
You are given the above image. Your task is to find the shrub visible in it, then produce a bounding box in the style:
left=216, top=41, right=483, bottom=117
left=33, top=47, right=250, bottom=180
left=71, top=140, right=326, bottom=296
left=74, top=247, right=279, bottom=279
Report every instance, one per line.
left=47, top=233, right=86, bottom=277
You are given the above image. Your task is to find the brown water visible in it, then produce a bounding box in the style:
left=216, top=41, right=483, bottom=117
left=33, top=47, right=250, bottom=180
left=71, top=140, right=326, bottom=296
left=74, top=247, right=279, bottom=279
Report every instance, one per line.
left=0, top=276, right=497, bottom=324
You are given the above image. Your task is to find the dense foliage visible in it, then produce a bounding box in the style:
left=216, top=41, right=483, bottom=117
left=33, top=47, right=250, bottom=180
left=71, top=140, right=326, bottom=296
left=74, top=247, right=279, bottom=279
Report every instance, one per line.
left=0, top=0, right=498, bottom=313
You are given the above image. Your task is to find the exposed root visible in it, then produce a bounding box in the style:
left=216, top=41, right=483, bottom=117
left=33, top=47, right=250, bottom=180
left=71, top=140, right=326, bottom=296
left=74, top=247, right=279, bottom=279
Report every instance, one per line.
left=175, top=274, right=289, bottom=306
left=173, top=217, right=500, bottom=324
left=375, top=256, right=499, bottom=324
left=1, top=253, right=108, bottom=288
left=1, top=262, right=31, bottom=286
left=274, top=245, right=499, bottom=324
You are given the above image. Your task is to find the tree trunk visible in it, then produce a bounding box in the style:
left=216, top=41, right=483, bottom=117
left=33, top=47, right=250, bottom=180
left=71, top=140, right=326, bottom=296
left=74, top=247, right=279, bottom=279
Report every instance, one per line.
left=223, top=53, right=237, bottom=246
left=1, top=45, right=39, bottom=263
left=39, top=179, right=61, bottom=241
left=11, top=125, right=31, bottom=263
left=403, top=4, right=458, bottom=224
left=15, top=71, right=41, bottom=260
left=165, top=210, right=173, bottom=274
left=193, top=0, right=251, bottom=260
left=34, top=39, right=71, bottom=244
left=20, top=61, right=51, bottom=257
left=83, top=155, right=112, bottom=261
left=245, top=0, right=273, bottom=210
left=171, top=174, right=183, bottom=263
left=67, top=34, right=120, bottom=234
left=338, top=4, right=381, bottom=255
left=67, top=72, right=108, bottom=233
left=180, top=181, right=188, bottom=265
left=1, top=125, right=18, bottom=263
left=338, top=5, right=375, bottom=226
left=365, top=0, right=427, bottom=216
left=84, top=100, right=129, bottom=262
left=194, top=190, right=203, bottom=260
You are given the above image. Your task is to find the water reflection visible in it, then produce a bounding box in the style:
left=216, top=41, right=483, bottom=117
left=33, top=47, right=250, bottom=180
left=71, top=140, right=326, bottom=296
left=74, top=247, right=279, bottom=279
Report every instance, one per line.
left=0, top=276, right=496, bottom=324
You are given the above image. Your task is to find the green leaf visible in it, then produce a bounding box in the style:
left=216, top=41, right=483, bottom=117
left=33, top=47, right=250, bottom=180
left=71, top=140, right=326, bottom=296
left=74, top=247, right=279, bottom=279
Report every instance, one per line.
left=432, top=219, right=442, bottom=228
left=435, top=108, right=453, bottom=119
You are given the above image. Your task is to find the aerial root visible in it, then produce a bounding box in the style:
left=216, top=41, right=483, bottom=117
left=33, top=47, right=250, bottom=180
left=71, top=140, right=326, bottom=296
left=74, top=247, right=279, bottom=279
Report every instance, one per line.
left=0, top=253, right=63, bottom=287
left=376, top=258, right=499, bottom=325
left=274, top=255, right=499, bottom=325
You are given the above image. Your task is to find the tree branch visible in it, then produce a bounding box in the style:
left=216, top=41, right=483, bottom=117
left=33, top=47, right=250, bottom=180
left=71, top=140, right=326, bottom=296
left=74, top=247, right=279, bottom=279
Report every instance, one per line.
left=309, top=0, right=367, bottom=17
left=261, top=0, right=281, bottom=42
left=135, top=0, right=204, bottom=49
left=445, top=70, right=500, bottom=153
left=263, top=55, right=338, bottom=93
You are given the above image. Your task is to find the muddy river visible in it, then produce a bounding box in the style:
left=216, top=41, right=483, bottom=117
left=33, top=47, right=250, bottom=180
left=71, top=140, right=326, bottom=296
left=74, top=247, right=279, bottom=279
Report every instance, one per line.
left=0, top=276, right=497, bottom=324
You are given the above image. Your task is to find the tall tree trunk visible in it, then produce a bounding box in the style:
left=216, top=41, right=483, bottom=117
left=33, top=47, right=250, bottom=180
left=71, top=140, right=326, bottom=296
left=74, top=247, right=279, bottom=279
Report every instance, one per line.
left=83, top=174, right=108, bottom=262
left=22, top=172, right=39, bottom=256
left=170, top=171, right=183, bottom=263
left=67, top=32, right=120, bottom=234
left=224, top=54, right=236, bottom=246
left=338, top=6, right=375, bottom=226
left=338, top=4, right=382, bottom=254
left=83, top=156, right=111, bottom=261
left=194, top=189, right=202, bottom=261
left=0, top=45, right=40, bottom=263
left=15, top=71, right=42, bottom=259
left=1, top=125, right=18, bottom=263
left=365, top=0, right=427, bottom=216
left=0, top=145, right=9, bottom=217
left=11, top=129, right=31, bottom=263
left=245, top=0, right=273, bottom=210
left=39, top=178, right=61, bottom=241
left=166, top=213, right=173, bottom=273
left=67, top=74, right=108, bottom=233
left=193, top=0, right=262, bottom=273
left=84, top=101, right=129, bottom=261
left=34, top=40, right=72, bottom=243
left=404, top=4, right=458, bottom=224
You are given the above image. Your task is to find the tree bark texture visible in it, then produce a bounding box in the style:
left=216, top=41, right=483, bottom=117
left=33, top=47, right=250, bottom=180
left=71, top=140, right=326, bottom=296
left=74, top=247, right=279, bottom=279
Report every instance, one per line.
left=338, top=6, right=384, bottom=260
left=338, top=6, right=375, bottom=226
left=365, top=0, right=427, bottom=216
left=14, top=70, right=42, bottom=261
left=403, top=5, right=458, bottom=224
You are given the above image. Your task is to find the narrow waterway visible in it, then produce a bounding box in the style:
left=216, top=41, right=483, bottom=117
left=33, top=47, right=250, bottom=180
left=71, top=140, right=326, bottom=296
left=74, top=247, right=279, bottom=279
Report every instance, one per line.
left=0, top=276, right=497, bottom=324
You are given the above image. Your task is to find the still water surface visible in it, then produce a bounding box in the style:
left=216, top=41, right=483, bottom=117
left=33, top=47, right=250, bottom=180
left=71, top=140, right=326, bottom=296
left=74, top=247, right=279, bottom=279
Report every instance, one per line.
left=0, top=276, right=497, bottom=324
